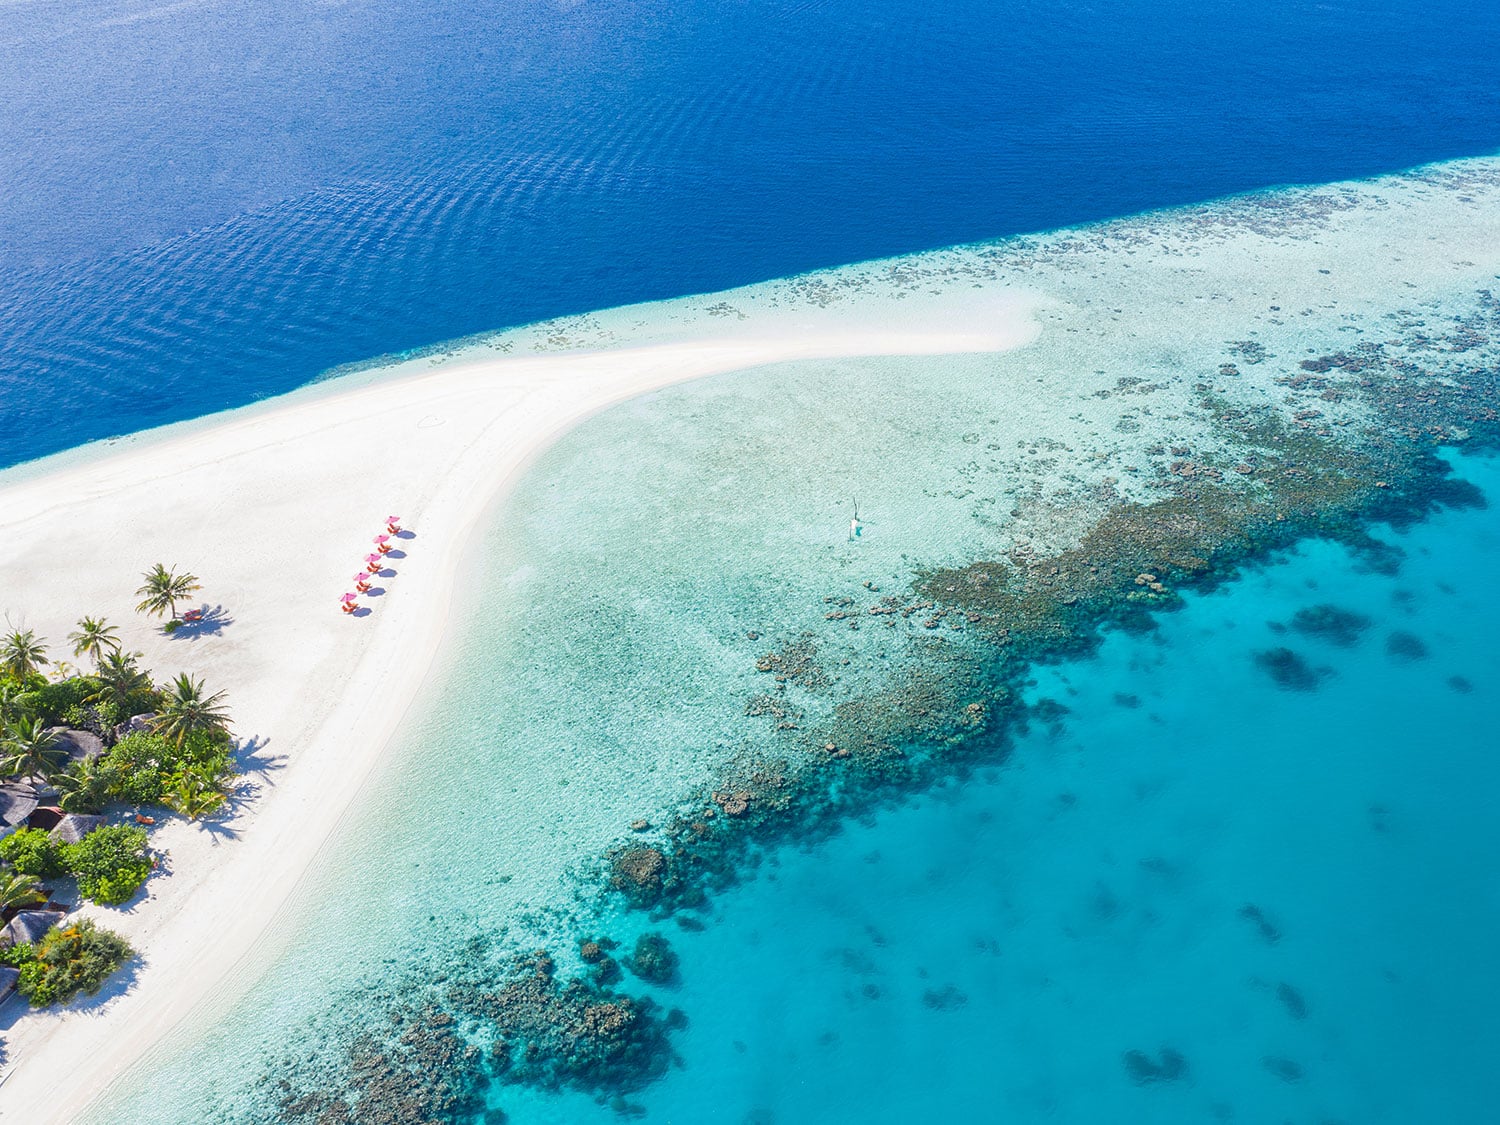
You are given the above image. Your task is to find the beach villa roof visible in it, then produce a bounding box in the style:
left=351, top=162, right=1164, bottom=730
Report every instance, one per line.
left=0, top=964, right=18, bottom=1002
left=0, top=781, right=41, bottom=835
left=46, top=727, right=106, bottom=767
left=50, top=813, right=107, bottom=845
left=0, top=910, right=61, bottom=949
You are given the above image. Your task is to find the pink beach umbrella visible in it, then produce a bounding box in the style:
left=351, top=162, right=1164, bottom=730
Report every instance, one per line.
left=373, top=534, right=392, bottom=554
left=365, top=553, right=383, bottom=572
left=354, top=573, right=372, bottom=589
left=340, top=592, right=358, bottom=604
left=385, top=515, right=402, bottom=533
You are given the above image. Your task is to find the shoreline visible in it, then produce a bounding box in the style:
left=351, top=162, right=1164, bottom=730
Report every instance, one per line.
left=0, top=307, right=1039, bottom=1122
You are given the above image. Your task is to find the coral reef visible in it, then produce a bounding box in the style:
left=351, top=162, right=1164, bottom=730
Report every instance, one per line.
left=622, top=934, right=679, bottom=986
left=274, top=948, right=675, bottom=1124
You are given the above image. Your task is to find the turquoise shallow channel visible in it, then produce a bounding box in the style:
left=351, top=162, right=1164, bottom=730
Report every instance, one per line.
left=89, top=161, right=1500, bottom=1123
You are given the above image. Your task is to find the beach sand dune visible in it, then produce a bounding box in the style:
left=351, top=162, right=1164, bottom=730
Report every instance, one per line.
left=0, top=304, right=1037, bottom=1122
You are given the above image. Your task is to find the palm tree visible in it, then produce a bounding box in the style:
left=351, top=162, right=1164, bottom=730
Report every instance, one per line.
left=68, top=616, right=120, bottom=668
left=88, top=650, right=152, bottom=715
left=54, top=759, right=110, bottom=815
left=163, top=773, right=225, bottom=821
left=0, top=628, right=48, bottom=680
left=0, top=679, right=24, bottom=726
left=152, top=674, right=231, bottom=747
left=0, top=870, right=46, bottom=914
left=1, top=717, right=66, bottom=780
left=134, top=564, right=201, bottom=621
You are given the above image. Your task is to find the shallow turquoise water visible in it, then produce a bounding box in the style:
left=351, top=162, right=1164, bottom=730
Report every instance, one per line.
left=83, top=167, right=1500, bottom=1122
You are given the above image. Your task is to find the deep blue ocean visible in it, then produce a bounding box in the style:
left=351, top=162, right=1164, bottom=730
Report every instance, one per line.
left=3, top=0, right=1500, bottom=468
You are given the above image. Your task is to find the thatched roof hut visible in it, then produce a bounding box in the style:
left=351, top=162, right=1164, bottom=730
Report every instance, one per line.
left=0, top=781, right=40, bottom=838
left=46, top=727, right=105, bottom=766
left=0, top=909, right=60, bottom=949
left=50, top=813, right=106, bottom=845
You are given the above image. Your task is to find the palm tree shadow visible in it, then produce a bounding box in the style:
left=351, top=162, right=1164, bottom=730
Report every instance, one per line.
left=235, top=735, right=285, bottom=778
left=171, top=603, right=234, bottom=640
left=179, top=737, right=284, bottom=845
left=190, top=804, right=244, bottom=844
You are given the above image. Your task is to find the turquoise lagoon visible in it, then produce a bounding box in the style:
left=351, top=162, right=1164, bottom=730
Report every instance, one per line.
left=90, top=162, right=1500, bottom=1122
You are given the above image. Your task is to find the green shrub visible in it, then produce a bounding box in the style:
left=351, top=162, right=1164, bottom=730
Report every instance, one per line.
left=0, top=828, right=67, bottom=879
left=61, top=700, right=116, bottom=735
left=14, top=676, right=99, bottom=726
left=63, top=824, right=152, bottom=906
left=98, top=728, right=234, bottom=808
left=180, top=727, right=233, bottom=766
left=101, top=731, right=173, bottom=805
left=15, top=919, right=133, bottom=1007
left=1, top=942, right=35, bottom=968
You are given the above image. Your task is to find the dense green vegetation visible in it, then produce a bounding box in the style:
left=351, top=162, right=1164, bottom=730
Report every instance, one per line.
left=0, top=829, right=67, bottom=880
left=0, top=825, right=152, bottom=906
left=1, top=578, right=236, bottom=1007
left=10, top=919, right=135, bottom=1007
left=63, top=825, right=153, bottom=906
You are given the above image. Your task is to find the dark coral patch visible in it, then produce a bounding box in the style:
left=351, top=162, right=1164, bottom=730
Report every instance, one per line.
left=1386, top=631, right=1429, bottom=660
left=1253, top=647, right=1329, bottom=691
left=1276, top=982, right=1308, bottom=1020
left=1122, top=1047, right=1189, bottom=1084
left=623, top=933, right=680, bottom=986
left=1288, top=604, right=1372, bottom=647
left=1262, top=1056, right=1304, bottom=1083
left=922, top=985, right=968, bottom=1011
left=1239, top=904, right=1282, bottom=945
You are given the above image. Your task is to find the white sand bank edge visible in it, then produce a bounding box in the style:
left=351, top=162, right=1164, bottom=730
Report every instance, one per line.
left=0, top=306, right=1038, bottom=1122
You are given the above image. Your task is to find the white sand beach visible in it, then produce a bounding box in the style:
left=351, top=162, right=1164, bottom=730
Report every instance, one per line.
left=0, top=299, right=1038, bottom=1121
